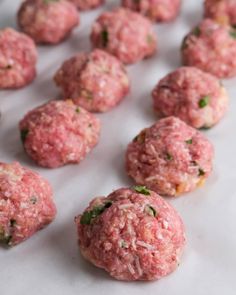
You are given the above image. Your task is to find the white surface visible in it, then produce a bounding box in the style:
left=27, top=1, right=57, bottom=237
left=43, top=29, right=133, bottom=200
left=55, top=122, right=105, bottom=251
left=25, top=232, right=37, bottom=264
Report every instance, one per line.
left=0, top=0, right=236, bottom=294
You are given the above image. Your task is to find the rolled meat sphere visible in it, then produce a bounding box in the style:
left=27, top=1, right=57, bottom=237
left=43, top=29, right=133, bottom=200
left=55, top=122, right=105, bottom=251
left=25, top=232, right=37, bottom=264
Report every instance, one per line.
left=126, top=116, right=214, bottom=197
left=204, top=0, right=236, bottom=26
left=181, top=18, right=236, bottom=79
left=152, top=67, right=229, bottom=129
left=19, top=100, right=101, bottom=168
left=0, top=28, right=37, bottom=89
left=122, top=0, right=181, bottom=23
left=54, top=49, right=130, bottom=112
left=0, top=162, right=56, bottom=247
left=90, top=8, right=157, bottom=64
left=76, top=187, right=186, bottom=281
left=17, top=0, right=79, bottom=45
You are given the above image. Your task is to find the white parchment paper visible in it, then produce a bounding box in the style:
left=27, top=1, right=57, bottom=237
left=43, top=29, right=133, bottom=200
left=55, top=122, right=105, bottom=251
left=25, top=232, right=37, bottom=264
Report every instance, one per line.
left=0, top=1, right=235, bottom=294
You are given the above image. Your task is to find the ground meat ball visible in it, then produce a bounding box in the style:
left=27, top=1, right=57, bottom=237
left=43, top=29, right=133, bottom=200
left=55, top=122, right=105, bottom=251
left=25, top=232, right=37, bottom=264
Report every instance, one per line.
left=69, top=0, right=104, bottom=10
left=0, top=28, right=37, bottom=89
left=204, top=0, right=236, bottom=26
left=181, top=19, right=236, bottom=79
left=54, top=49, right=130, bottom=112
left=19, top=100, right=101, bottom=168
left=18, top=0, right=79, bottom=45
left=126, top=117, right=214, bottom=197
left=122, top=0, right=181, bottom=23
left=152, top=67, right=229, bottom=129
left=0, top=162, right=56, bottom=247
left=90, top=8, right=157, bottom=64
left=76, top=187, right=186, bottom=281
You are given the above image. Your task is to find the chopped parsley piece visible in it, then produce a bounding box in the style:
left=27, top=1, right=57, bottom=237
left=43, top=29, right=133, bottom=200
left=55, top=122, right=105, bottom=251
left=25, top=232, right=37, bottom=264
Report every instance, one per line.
left=229, top=30, right=236, bottom=39
left=76, top=107, right=80, bottom=113
left=200, top=125, right=211, bottom=130
left=185, top=139, right=193, bottom=144
left=192, top=26, right=201, bottom=36
left=43, top=0, right=59, bottom=4
left=80, top=201, right=112, bottom=225
left=199, top=95, right=209, bottom=108
left=10, top=219, right=16, bottom=227
left=145, top=205, right=157, bottom=217
left=181, top=36, right=188, bottom=50
left=166, top=152, right=173, bottom=161
left=146, top=34, right=154, bottom=44
left=20, top=129, right=29, bottom=143
left=133, top=130, right=146, bottom=143
left=133, top=185, right=150, bottom=195
left=101, top=29, right=109, bottom=47
left=198, top=168, right=205, bottom=176
left=30, top=196, right=37, bottom=204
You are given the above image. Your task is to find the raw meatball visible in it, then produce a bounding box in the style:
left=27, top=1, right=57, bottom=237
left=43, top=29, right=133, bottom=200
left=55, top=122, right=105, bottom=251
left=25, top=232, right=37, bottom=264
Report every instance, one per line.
left=76, top=187, right=186, bottom=281
left=18, top=0, right=79, bottom=45
left=181, top=19, right=236, bottom=79
left=54, top=49, right=130, bottom=112
left=69, top=0, right=104, bottom=10
left=122, top=0, right=181, bottom=23
left=0, top=162, right=56, bottom=247
left=152, top=67, right=229, bottom=129
left=126, top=117, right=214, bottom=197
left=204, top=0, right=236, bottom=26
left=19, top=100, right=101, bottom=168
left=0, top=28, right=37, bottom=89
left=90, top=8, right=157, bottom=64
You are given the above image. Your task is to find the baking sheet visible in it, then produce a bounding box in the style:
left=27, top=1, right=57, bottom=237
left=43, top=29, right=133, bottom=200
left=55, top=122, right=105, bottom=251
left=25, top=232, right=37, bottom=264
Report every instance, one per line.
left=0, top=0, right=236, bottom=294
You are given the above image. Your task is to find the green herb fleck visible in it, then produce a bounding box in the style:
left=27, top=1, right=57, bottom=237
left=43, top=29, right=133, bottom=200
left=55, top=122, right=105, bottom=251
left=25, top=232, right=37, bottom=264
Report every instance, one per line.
left=121, top=240, right=128, bottom=248
left=146, top=34, right=154, bottom=44
left=192, top=26, right=201, bottom=37
left=101, top=29, right=109, bottom=47
left=185, top=139, right=193, bottom=144
left=76, top=107, right=80, bottom=113
left=4, top=235, right=12, bottom=245
left=200, top=125, right=211, bottom=130
left=133, top=130, right=146, bottom=143
left=145, top=205, right=157, bottom=217
left=20, top=129, right=29, bottom=143
left=10, top=219, right=16, bottom=227
left=80, top=201, right=112, bottom=225
left=181, top=36, right=188, bottom=51
left=30, top=196, right=37, bottom=204
left=133, top=185, right=150, bottom=196
left=230, top=30, right=236, bottom=39
left=166, top=152, right=173, bottom=161
left=199, top=95, right=210, bottom=108
left=198, top=168, right=205, bottom=176
left=43, top=0, right=59, bottom=4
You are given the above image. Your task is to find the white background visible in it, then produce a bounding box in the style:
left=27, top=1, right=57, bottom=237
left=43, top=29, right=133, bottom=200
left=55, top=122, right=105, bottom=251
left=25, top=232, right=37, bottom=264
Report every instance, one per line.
left=0, top=0, right=236, bottom=294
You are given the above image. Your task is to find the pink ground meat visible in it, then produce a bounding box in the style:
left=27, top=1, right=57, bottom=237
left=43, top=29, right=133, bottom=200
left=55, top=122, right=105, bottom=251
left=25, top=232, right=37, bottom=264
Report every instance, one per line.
left=54, top=49, right=130, bottom=112
left=90, top=8, right=157, bottom=64
left=122, top=0, right=181, bottom=23
left=126, top=117, right=214, bottom=197
left=18, top=0, right=79, bottom=45
left=152, top=67, right=229, bottom=129
left=0, top=28, right=37, bottom=89
left=68, top=0, right=104, bottom=10
left=76, top=187, right=186, bottom=281
left=181, top=19, right=236, bottom=79
left=0, top=162, right=56, bottom=247
left=19, top=100, right=101, bottom=168
left=204, top=0, right=236, bottom=26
